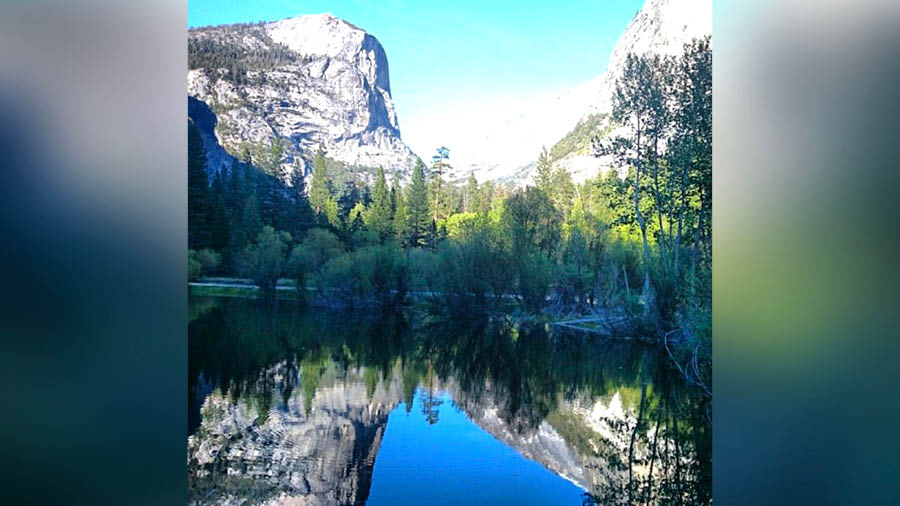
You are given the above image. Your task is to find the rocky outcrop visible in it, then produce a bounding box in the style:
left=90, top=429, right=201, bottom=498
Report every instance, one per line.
left=465, top=0, right=711, bottom=185
left=187, top=13, right=419, bottom=182
left=188, top=362, right=404, bottom=506
left=443, top=377, right=656, bottom=499
left=556, top=0, right=712, bottom=183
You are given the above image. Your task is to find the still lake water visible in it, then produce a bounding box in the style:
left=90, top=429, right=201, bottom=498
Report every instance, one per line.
left=188, top=296, right=711, bottom=505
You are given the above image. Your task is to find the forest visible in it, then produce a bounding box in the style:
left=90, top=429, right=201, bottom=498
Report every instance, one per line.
left=188, top=36, right=711, bottom=389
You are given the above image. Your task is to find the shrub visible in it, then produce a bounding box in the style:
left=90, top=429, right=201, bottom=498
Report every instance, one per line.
left=313, top=244, right=407, bottom=308
left=188, top=250, right=202, bottom=281
left=287, top=228, right=343, bottom=297
left=422, top=223, right=514, bottom=313
left=517, top=252, right=552, bottom=313
left=237, top=226, right=291, bottom=294
left=195, top=248, right=221, bottom=275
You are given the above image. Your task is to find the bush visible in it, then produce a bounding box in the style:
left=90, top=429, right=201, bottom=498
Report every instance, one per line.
left=188, top=250, right=202, bottom=281
left=237, top=226, right=291, bottom=294
left=313, top=243, right=407, bottom=308
left=444, top=212, right=480, bottom=238
left=287, top=228, right=343, bottom=297
left=516, top=252, right=552, bottom=313
left=550, top=262, right=593, bottom=312
left=422, top=223, right=514, bottom=313
left=195, top=248, right=221, bottom=275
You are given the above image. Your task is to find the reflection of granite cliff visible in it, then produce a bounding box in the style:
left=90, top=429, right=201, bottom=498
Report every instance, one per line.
left=442, top=377, right=657, bottom=500
left=188, top=362, right=403, bottom=506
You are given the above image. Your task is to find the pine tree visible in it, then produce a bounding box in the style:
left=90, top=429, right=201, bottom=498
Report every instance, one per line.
left=390, top=171, right=400, bottom=221
left=405, top=159, right=431, bottom=248
left=534, top=146, right=553, bottom=193
left=430, top=147, right=450, bottom=223
left=464, top=172, right=478, bottom=212
left=393, top=181, right=408, bottom=245
left=366, top=167, right=392, bottom=241
left=188, top=121, right=211, bottom=249
left=268, top=138, right=288, bottom=230
left=289, top=159, right=314, bottom=237
left=226, top=159, right=244, bottom=219
left=240, top=192, right=263, bottom=248
left=308, top=145, right=330, bottom=214
left=208, top=169, right=230, bottom=252
left=550, top=165, right=575, bottom=214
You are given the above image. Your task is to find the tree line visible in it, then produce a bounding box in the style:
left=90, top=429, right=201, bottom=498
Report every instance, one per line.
left=188, top=36, right=711, bottom=372
left=188, top=22, right=308, bottom=87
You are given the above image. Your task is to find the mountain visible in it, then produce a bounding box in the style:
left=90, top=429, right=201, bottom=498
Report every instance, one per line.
left=187, top=13, right=419, bottom=181
left=462, top=0, right=711, bottom=186
left=188, top=362, right=404, bottom=506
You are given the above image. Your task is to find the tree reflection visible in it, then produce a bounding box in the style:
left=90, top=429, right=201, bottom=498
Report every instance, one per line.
left=188, top=296, right=711, bottom=505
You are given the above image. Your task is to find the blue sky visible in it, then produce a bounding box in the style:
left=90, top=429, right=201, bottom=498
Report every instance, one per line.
left=189, top=0, right=645, bottom=160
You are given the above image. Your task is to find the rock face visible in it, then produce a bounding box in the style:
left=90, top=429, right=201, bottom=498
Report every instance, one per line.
left=555, top=0, right=711, bottom=184
left=443, top=377, right=655, bottom=500
left=188, top=362, right=404, bottom=506
left=187, top=13, right=418, bottom=180
left=465, top=0, right=711, bottom=185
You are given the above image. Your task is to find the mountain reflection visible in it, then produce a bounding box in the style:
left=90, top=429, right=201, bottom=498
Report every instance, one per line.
left=188, top=297, right=710, bottom=505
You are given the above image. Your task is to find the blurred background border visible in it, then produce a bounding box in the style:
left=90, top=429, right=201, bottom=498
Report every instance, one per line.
left=0, top=0, right=897, bottom=504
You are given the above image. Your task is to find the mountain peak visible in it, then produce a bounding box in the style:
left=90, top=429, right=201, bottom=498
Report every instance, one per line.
left=187, top=13, right=416, bottom=179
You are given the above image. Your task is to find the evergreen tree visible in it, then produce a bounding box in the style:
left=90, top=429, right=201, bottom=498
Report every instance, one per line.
left=534, top=146, right=553, bottom=193
left=188, top=121, right=210, bottom=249
left=258, top=137, right=287, bottom=230
left=389, top=171, right=400, bottom=221
left=289, top=159, right=314, bottom=237
left=226, top=159, right=244, bottom=219
left=550, top=165, right=575, bottom=214
left=308, top=145, right=330, bottom=214
left=430, top=147, right=450, bottom=223
left=208, top=169, right=230, bottom=252
left=405, top=159, right=431, bottom=248
left=322, top=197, right=340, bottom=230
left=464, top=172, right=478, bottom=212
left=337, top=180, right=364, bottom=228
left=366, top=167, right=393, bottom=241
left=240, top=192, right=263, bottom=249
left=393, top=181, right=408, bottom=245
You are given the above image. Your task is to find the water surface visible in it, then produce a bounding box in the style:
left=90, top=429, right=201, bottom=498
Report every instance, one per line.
left=188, top=296, right=710, bottom=505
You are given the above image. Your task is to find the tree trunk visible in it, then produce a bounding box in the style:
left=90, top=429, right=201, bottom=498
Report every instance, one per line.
left=675, top=160, right=688, bottom=272
left=645, top=410, right=663, bottom=506
left=633, top=121, right=652, bottom=307
left=652, top=134, right=668, bottom=266
left=629, top=371, right=649, bottom=504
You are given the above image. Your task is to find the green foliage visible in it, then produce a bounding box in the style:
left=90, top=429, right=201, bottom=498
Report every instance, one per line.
left=516, top=252, right=553, bottom=313
left=444, top=212, right=480, bottom=238
left=195, top=248, right=222, bottom=275
left=502, top=187, right=561, bottom=258
left=237, top=226, right=291, bottom=294
left=423, top=223, right=514, bottom=312
left=287, top=228, right=344, bottom=296
left=313, top=243, right=408, bottom=307
left=405, top=159, right=431, bottom=248
left=308, top=145, right=331, bottom=215
left=188, top=251, right=203, bottom=281
left=185, top=39, right=712, bottom=341
left=365, top=167, right=393, bottom=241
left=534, top=146, right=553, bottom=192
left=318, top=197, right=337, bottom=229
left=463, top=172, right=479, bottom=212
left=188, top=120, right=210, bottom=249
left=549, top=113, right=611, bottom=163
left=188, top=22, right=305, bottom=86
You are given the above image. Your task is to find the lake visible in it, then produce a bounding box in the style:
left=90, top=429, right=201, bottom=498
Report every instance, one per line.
left=188, top=296, right=711, bottom=505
